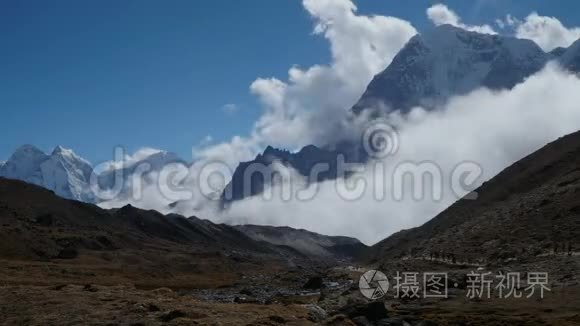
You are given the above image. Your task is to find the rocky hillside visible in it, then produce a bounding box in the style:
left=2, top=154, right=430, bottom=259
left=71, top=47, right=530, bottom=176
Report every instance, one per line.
left=0, top=177, right=362, bottom=287
left=0, top=177, right=261, bottom=259
left=235, top=224, right=367, bottom=261
left=367, top=130, right=580, bottom=265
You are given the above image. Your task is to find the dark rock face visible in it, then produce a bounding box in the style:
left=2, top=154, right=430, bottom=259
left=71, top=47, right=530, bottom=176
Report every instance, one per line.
left=550, top=47, right=568, bottom=57
left=146, top=303, right=160, bottom=312
left=158, top=310, right=186, bottom=322
left=34, top=214, right=54, bottom=226
left=56, top=247, right=78, bottom=259
left=560, top=39, right=580, bottom=72
left=303, top=276, right=324, bottom=290
left=268, top=315, right=287, bottom=323
left=82, top=284, right=98, bottom=292
left=221, top=144, right=360, bottom=203
left=341, top=301, right=389, bottom=322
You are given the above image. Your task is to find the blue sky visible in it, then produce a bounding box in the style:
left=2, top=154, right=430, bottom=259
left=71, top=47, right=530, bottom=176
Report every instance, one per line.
left=2, top=0, right=580, bottom=164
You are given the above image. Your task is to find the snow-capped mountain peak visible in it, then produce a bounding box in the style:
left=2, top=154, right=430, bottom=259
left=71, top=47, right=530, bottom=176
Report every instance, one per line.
left=0, top=145, right=50, bottom=186
left=0, top=144, right=187, bottom=204
left=0, top=145, right=187, bottom=203
left=51, top=145, right=91, bottom=166
left=44, top=146, right=95, bottom=202
left=11, top=144, right=49, bottom=162
left=0, top=145, right=94, bottom=202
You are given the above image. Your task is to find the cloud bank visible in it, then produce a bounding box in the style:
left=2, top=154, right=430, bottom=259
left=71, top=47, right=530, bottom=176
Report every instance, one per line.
left=428, top=4, right=580, bottom=52
left=196, top=0, right=417, bottom=165
left=99, top=147, right=163, bottom=171
left=426, top=4, right=496, bottom=35
left=100, top=1, right=580, bottom=245
left=497, top=13, right=580, bottom=51
left=221, top=65, right=580, bottom=244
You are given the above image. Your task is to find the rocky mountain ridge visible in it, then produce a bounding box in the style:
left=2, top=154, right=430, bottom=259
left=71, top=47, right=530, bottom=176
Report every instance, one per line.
left=0, top=177, right=364, bottom=265
left=235, top=224, right=367, bottom=261
left=352, top=24, right=580, bottom=114
left=221, top=25, right=580, bottom=203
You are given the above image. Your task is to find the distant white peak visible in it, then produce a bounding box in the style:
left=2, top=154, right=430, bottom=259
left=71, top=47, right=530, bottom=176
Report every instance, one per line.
left=130, top=150, right=183, bottom=170
left=52, top=145, right=74, bottom=156
left=14, top=144, right=45, bottom=154
left=145, top=150, right=179, bottom=161
left=11, top=144, right=48, bottom=161
left=103, top=149, right=180, bottom=172
left=51, top=145, right=91, bottom=165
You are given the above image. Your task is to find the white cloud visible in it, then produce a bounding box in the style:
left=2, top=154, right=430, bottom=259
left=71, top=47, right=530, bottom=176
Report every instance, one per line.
left=192, top=135, right=260, bottom=168
left=247, top=0, right=417, bottom=149
left=496, top=14, right=519, bottom=30
left=221, top=65, right=580, bottom=244
left=221, top=103, right=239, bottom=115
left=509, top=13, right=580, bottom=51
left=429, top=5, right=580, bottom=52
left=190, top=0, right=417, bottom=169
left=427, top=4, right=496, bottom=34
left=100, top=147, right=162, bottom=171
left=101, top=64, right=580, bottom=245
left=202, top=135, right=213, bottom=144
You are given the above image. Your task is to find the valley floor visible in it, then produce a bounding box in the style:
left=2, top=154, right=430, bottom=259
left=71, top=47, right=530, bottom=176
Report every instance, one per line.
left=0, top=284, right=316, bottom=325
left=1, top=257, right=580, bottom=325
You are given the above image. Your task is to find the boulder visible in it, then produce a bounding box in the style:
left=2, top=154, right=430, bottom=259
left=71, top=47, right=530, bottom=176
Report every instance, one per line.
left=304, top=304, right=327, bottom=322
left=303, top=276, right=324, bottom=290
